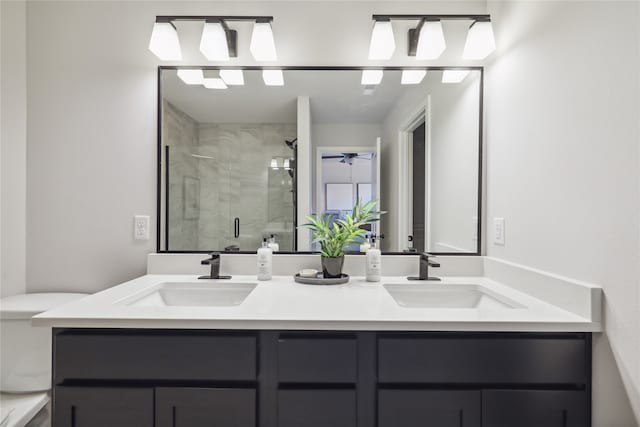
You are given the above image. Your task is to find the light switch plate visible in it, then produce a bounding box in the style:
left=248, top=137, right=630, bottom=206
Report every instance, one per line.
left=493, top=217, right=505, bottom=245
left=134, top=215, right=150, bottom=240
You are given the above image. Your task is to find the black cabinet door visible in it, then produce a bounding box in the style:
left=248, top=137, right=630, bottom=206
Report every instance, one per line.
left=278, top=389, right=356, bottom=427
left=277, top=334, right=358, bottom=383
left=53, top=386, right=153, bottom=427
left=378, top=389, right=481, bottom=427
left=155, top=387, right=256, bottom=427
left=378, top=335, right=586, bottom=385
left=482, top=390, right=587, bottom=427
left=55, top=331, right=257, bottom=382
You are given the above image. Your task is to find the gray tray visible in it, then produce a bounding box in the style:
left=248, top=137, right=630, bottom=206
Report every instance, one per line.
left=293, top=273, right=349, bottom=285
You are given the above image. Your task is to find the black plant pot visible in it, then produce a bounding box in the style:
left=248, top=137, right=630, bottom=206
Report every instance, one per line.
left=321, top=255, right=345, bottom=278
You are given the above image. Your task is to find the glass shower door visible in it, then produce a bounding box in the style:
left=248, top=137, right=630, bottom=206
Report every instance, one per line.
left=165, top=125, right=296, bottom=252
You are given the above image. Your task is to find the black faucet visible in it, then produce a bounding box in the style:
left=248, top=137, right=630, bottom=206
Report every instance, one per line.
left=199, top=252, right=232, bottom=280
left=408, top=252, right=441, bottom=281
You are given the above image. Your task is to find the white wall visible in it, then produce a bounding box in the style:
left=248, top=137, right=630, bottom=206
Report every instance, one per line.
left=380, top=85, right=429, bottom=251
left=486, top=1, right=640, bottom=425
left=297, top=96, right=312, bottom=251
left=380, top=71, right=480, bottom=253
left=1, top=1, right=27, bottom=298
left=312, top=123, right=381, bottom=150
left=429, top=71, right=480, bottom=253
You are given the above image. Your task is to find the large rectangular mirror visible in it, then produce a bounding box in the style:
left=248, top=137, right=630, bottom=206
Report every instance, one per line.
left=158, top=67, right=482, bottom=254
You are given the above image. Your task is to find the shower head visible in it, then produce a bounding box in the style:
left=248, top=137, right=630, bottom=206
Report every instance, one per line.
left=285, top=138, right=298, bottom=149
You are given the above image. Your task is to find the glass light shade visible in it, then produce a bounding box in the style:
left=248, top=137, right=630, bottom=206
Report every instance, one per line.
left=284, top=158, right=290, bottom=169
left=177, top=69, right=204, bottom=85
left=199, top=21, right=230, bottom=61
left=262, top=69, right=284, bottom=86
left=368, top=20, right=395, bottom=60
left=203, top=78, right=228, bottom=89
left=416, top=20, right=446, bottom=60
left=401, top=70, right=427, bottom=85
left=149, top=22, right=182, bottom=60
left=361, top=70, right=383, bottom=85
left=220, top=69, right=245, bottom=85
left=270, top=158, right=279, bottom=169
left=250, top=21, right=277, bottom=61
left=462, top=21, right=496, bottom=60
left=442, top=70, right=470, bottom=83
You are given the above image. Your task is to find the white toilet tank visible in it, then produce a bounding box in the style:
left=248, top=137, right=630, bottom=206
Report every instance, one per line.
left=0, top=293, right=88, bottom=393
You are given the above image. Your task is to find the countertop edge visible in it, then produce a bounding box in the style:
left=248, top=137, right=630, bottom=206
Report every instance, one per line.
left=32, top=316, right=602, bottom=332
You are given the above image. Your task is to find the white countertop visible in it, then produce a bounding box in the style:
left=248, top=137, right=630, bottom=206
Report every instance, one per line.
left=0, top=392, right=48, bottom=427
left=33, top=275, right=600, bottom=332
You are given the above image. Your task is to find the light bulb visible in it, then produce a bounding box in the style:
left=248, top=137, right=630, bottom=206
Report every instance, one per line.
left=250, top=21, right=277, bottom=61
left=220, top=69, right=244, bottom=86
left=416, top=20, right=446, bottom=60
left=442, top=70, right=470, bottom=83
left=203, top=78, right=228, bottom=89
left=200, top=21, right=230, bottom=61
left=361, top=70, right=383, bottom=85
left=463, top=20, right=496, bottom=60
left=401, top=70, right=427, bottom=85
left=368, top=20, right=395, bottom=60
left=177, top=69, right=204, bottom=85
left=263, top=69, right=284, bottom=86
left=149, top=22, right=182, bottom=60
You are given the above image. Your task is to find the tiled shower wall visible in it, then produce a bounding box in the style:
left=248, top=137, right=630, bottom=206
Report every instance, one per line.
left=196, top=123, right=296, bottom=251
left=164, top=101, right=296, bottom=251
left=163, top=101, right=199, bottom=250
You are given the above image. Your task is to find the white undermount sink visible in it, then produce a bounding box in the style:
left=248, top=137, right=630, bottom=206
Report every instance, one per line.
left=383, top=284, right=524, bottom=309
left=121, top=282, right=257, bottom=307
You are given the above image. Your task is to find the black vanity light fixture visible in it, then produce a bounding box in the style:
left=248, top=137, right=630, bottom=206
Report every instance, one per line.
left=368, top=14, right=496, bottom=61
left=149, top=15, right=277, bottom=62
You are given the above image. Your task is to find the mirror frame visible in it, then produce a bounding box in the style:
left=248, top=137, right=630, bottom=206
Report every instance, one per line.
left=156, top=66, right=484, bottom=255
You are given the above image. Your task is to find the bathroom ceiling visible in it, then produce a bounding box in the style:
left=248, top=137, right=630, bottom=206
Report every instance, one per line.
left=162, top=69, right=450, bottom=124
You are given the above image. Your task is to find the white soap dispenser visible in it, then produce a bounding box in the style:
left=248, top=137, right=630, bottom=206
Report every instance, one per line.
left=257, top=238, right=273, bottom=281
left=366, top=237, right=381, bottom=282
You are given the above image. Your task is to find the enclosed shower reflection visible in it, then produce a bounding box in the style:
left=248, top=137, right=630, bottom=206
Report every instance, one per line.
left=163, top=100, right=296, bottom=251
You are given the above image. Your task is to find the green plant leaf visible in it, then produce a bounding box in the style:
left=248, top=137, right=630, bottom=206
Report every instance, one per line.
left=299, top=198, right=386, bottom=255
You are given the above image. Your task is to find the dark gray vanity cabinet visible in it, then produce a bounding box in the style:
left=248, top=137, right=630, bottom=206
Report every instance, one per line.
left=51, top=329, right=591, bottom=427
left=378, top=390, right=481, bottom=427
left=278, top=389, right=357, bottom=427
left=53, top=386, right=154, bottom=427
left=155, top=388, right=256, bottom=427
left=275, top=333, right=359, bottom=427
left=482, top=390, right=587, bottom=427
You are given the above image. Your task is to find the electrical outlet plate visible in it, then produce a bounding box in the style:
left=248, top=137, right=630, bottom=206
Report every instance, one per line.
left=493, top=217, right=505, bottom=245
left=134, top=215, right=150, bottom=240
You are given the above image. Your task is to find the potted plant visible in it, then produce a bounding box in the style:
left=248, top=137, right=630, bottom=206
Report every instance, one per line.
left=302, top=199, right=384, bottom=278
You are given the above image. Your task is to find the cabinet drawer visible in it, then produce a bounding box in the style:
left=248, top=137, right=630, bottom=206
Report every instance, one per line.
left=378, top=334, right=586, bottom=384
left=379, top=389, right=481, bottom=427
left=277, top=334, right=357, bottom=383
left=278, top=389, right=356, bottom=427
left=482, top=390, right=587, bottom=427
left=54, top=386, right=153, bottom=427
left=54, top=330, right=257, bottom=382
left=155, top=387, right=256, bottom=427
